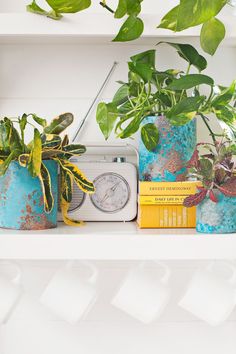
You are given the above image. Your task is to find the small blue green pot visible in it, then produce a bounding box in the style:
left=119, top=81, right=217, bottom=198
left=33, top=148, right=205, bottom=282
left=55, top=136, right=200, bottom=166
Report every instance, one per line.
left=0, top=160, right=58, bottom=230
left=197, top=192, right=236, bottom=234
left=139, top=116, right=196, bottom=182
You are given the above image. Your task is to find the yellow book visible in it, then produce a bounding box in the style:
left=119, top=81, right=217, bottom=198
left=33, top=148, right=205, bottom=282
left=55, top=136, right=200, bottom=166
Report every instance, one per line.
left=139, top=195, right=187, bottom=205
left=139, top=181, right=201, bottom=196
left=138, top=204, right=196, bottom=229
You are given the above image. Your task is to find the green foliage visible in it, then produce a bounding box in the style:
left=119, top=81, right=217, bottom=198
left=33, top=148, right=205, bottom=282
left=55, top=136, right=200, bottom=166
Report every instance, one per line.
left=27, top=0, right=90, bottom=19
left=200, top=18, right=226, bottom=55
left=158, top=0, right=228, bottom=54
left=96, top=102, right=118, bottom=140
left=46, top=0, right=91, bottom=13
left=166, top=74, right=214, bottom=90
left=96, top=43, right=236, bottom=151
left=113, top=14, right=144, bottom=42
left=141, top=123, right=159, bottom=151
left=157, top=42, right=207, bottom=71
left=27, top=0, right=232, bottom=53
left=0, top=113, right=94, bottom=223
left=184, top=137, right=236, bottom=207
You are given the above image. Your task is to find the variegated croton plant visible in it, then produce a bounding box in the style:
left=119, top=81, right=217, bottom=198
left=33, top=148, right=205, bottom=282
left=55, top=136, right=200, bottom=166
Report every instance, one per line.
left=0, top=113, right=95, bottom=225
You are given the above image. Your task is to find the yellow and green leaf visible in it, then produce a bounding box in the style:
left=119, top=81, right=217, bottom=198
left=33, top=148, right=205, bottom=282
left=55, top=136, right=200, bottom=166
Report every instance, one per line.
left=29, top=128, right=42, bottom=177
left=42, top=149, right=65, bottom=159
left=38, top=162, right=54, bottom=213
left=0, top=152, right=16, bottom=176
left=44, top=113, right=74, bottom=135
left=42, top=134, right=62, bottom=149
left=57, top=159, right=95, bottom=194
left=60, top=196, right=84, bottom=226
left=63, top=144, right=86, bottom=155
left=61, top=168, right=73, bottom=203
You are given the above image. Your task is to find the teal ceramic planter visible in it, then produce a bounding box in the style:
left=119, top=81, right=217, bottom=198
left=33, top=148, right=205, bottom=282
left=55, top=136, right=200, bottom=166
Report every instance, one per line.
left=0, top=160, right=58, bottom=230
left=197, top=192, right=236, bottom=234
left=139, top=116, right=196, bottom=182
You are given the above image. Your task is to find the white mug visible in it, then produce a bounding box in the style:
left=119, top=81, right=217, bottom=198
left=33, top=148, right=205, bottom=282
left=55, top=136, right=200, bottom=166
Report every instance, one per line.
left=40, top=261, right=98, bottom=324
left=111, top=261, right=171, bottom=324
left=0, top=262, right=22, bottom=324
left=179, top=262, right=236, bottom=326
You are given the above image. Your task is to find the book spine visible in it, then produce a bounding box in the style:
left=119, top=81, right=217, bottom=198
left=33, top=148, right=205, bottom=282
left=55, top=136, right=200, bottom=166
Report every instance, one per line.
left=138, top=205, right=196, bottom=228
left=139, top=195, right=186, bottom=205
left=139, top=181, right=201, bottom=196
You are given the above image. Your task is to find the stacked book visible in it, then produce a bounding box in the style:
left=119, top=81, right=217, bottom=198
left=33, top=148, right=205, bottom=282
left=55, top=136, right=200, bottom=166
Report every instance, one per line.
left=138, top=181, right=200, bottom=228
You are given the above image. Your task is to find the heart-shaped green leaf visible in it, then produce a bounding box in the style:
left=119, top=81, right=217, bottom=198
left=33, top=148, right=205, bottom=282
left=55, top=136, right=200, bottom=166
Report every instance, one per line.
left=113, top=15, right=144, bottom=42
left=96, top=103, right=118, bottom=140
left=158, top=0, right=227, bottom=32
left=166, top=74, right=214, bottom=90
left=46, top=0, right=91, bottom=13
left=113, top=84, right=129, bottom=105
left=176, top=0, right=227, bottom=31
left=212, top=80, right=236, bottom=106
left=131, top=50, right=156, bottom=68
left=141, top=123, right=159, bottom=151
left=200, top=18, right=225, bottom=55
left=128, top=61, right=153, bottom=82
left=167, top=96, right=205, bottom=125
left=158, top=42, right=207, bottom=72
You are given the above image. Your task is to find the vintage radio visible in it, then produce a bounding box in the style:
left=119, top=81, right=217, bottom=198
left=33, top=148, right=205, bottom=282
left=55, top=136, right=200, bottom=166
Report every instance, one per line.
left=59, top=144, right=138, bottom=222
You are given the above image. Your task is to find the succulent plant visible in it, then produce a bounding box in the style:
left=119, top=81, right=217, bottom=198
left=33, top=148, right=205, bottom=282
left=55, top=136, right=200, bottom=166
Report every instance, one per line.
left=184, top=137, right=236, bottom=207
left=0, top=113, right=95, bottom=225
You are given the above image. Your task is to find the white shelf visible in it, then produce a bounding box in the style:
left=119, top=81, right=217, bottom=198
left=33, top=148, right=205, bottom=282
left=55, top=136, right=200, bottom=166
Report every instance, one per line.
left=0, top=13, right=235, bottom=45
left=0, top=222, right=236, bottom=260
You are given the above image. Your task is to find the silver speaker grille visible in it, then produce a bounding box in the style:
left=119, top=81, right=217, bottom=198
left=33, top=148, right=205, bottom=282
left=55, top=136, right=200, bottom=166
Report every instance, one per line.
left=58, top=177, right=86, bottom=212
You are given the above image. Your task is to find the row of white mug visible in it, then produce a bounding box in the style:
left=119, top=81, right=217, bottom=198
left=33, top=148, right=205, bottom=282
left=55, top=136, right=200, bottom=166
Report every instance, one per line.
left=1, top=260, right=236, bottom=326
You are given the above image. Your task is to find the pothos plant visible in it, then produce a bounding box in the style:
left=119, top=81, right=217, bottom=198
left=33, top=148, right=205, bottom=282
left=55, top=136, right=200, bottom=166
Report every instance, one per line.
left=0, top=113, right=95, bottom=225
left=183, top=137, right=236, bottom=207
left=96, top=42, right=236, bottom=152
left=26, top=0, right=235, bottom=54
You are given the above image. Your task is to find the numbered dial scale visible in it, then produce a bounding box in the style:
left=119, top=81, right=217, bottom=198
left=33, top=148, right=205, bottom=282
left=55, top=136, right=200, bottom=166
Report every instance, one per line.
left=62, top=161, right=137, bottom=222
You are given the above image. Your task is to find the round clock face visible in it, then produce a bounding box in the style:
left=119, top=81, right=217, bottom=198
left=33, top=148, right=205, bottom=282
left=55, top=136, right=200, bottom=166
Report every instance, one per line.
left=90, top=173, right=130, bottom=213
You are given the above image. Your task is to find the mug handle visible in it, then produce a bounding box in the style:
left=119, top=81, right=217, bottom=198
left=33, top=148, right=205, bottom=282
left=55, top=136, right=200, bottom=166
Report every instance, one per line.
left=139, top=261, right=171, bottom=284
left=0, top=262, right=22, bottom=285
left=207, top=261, right=236, bottom=285
left=65, top=260, right=98, bottom=284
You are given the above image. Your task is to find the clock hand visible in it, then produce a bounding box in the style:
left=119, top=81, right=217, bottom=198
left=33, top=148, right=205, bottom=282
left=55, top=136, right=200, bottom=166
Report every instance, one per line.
left=100, top=182, right=121, bottom=203
left=111, top=181, right=121, bottom=192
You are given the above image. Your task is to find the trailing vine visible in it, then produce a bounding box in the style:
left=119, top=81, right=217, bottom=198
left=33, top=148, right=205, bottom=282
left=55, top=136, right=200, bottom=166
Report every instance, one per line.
left=27, top=0, right=235, bottom=54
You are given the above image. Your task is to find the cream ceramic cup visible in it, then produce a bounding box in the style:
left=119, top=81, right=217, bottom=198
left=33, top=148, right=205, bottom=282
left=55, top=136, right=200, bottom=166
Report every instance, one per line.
left=179, top=261, right=236, bottom=326
left=0, top=262, right=22, bottom=324
left=40, top=261, right=98, bottom=324
left=111, top=261, right=171, bottom=324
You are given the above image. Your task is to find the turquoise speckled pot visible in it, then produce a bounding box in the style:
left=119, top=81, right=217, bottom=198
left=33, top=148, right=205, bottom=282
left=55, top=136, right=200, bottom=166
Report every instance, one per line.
left=0, top=160, right=58, bottom=230
left=197, top=192, right=236, bottom=234
left=139, top=116, right=196, bottom=182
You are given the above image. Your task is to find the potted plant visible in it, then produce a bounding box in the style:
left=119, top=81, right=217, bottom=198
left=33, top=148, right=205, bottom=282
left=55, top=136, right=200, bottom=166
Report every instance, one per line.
left=183, top=137, right=236, bottom=233
left=0, top=113, right=94, bottom=230
left=96, top=42, right=236, bottom=182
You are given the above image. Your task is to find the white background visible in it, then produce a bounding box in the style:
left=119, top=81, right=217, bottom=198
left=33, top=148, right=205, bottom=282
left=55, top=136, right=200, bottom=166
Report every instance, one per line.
left=1, top=1, right=236, bottom=353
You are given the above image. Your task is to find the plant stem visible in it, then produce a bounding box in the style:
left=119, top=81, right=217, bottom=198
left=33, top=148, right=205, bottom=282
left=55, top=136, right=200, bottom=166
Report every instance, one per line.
left=99, top=1, right=115, bottom=14
left=199, top=113, right=216, bottom=145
